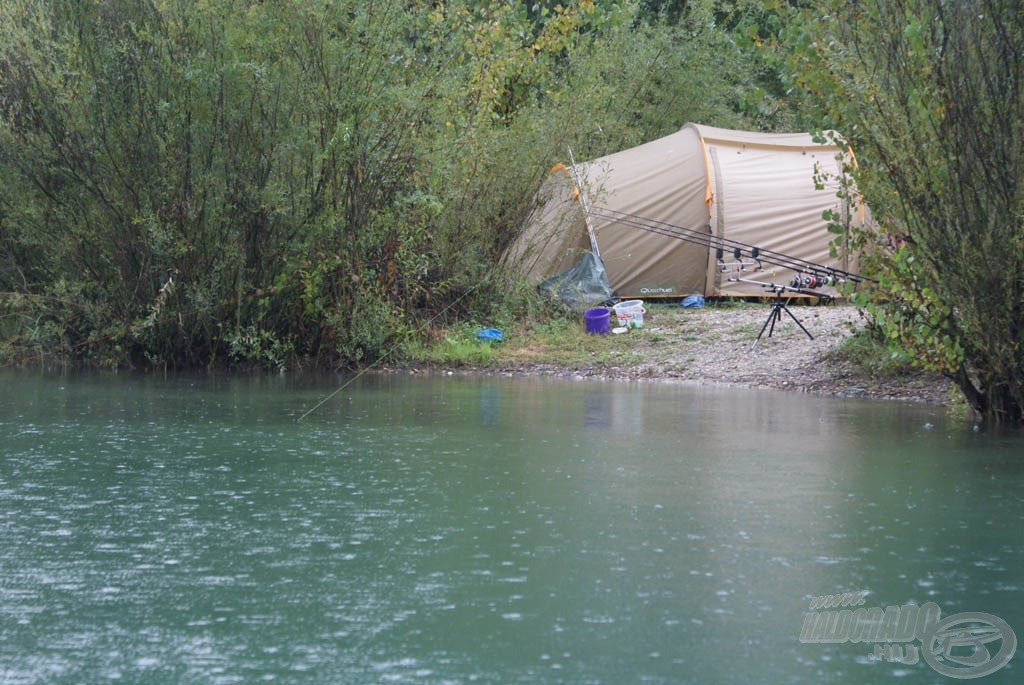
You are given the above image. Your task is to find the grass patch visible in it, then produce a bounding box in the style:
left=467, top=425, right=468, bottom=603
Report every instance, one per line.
left=406, top=313, right=648, bottom=369
left=405, top=323, right=501, bottom=366
left=828, top=328, right=917, bottom=377
left=728, top=322, right=764, bottom=339
left=497, top=314, right=646, bottom=367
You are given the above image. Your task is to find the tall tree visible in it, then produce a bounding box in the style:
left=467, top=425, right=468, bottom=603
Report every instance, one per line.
left=786, top=0, right=1024, bottom=422
left=1, top=0, right=787, bottom=369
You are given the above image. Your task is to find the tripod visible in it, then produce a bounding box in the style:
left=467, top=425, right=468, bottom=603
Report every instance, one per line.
left=751, top=289, right=813, bottom=349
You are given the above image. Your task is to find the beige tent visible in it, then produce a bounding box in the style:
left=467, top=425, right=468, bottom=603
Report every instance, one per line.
left=505, top=123, right=864, bottom=298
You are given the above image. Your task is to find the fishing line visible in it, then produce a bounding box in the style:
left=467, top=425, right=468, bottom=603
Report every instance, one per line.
left=296, top=278, right=485, bottom=422
left=587, top=206, right=872, bottom=284
left=298, top=198, right=869, bottom=418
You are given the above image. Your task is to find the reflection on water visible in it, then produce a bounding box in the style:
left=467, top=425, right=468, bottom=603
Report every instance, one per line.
left=0, top=371, right=1021, bottom=684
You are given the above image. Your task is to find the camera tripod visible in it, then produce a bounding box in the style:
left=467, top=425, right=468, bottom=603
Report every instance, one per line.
left=751, top=288, right=814, bottom=349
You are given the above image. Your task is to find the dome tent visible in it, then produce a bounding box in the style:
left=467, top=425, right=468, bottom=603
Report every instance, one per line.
left=504, top=123, right=864, bottom=300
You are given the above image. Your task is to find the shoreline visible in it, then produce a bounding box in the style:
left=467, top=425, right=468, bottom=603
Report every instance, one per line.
left=395, top=302, right=955, bottom=406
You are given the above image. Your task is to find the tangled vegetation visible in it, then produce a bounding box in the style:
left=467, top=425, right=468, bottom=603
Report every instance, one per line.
left=2, top=1, right=1023, bottom=422
left=0, top=0, right=790, bottom=370
left=783, top=0, right=1024, bottom=422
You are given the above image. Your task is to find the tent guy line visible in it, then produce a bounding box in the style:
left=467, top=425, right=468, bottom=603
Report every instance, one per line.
left=586, top=205, right=874, bottom=285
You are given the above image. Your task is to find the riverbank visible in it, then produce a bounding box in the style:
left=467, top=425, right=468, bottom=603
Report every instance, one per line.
left=404, top=301, right=955, bottom=405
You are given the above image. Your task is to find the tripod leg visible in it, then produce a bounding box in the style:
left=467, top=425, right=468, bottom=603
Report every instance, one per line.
left=751, top=306, right=781, bottom=349
left=767, top=305, right=782, bottom=338
left=780, top=304, right=814, bottom=340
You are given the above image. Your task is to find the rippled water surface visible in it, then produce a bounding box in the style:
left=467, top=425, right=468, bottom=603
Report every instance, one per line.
left=1, top=371, right=1021, bottom=683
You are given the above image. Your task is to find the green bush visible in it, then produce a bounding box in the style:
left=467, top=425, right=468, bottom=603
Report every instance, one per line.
left=0, top=0, right=787, bottom=370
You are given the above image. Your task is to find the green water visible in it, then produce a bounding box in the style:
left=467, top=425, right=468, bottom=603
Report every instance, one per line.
left=1, top=371, right=1021, bottom=684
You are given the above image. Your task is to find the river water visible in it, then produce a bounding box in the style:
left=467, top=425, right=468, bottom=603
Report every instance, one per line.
left=1, top=371, right=1021, bottom=684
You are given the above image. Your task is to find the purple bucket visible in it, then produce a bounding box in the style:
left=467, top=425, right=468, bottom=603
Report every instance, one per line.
left=583, top=307, right=611, bottom=335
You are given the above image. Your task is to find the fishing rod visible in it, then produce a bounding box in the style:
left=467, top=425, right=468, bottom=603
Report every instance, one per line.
left=728, top=275, right=834, bottom=302
left=567, top=148, right=601, bottom=258
left=586, top=205, right=874, bottom=286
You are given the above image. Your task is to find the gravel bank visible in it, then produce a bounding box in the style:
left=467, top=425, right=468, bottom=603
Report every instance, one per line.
left=483, top=302, right=954, bottom=405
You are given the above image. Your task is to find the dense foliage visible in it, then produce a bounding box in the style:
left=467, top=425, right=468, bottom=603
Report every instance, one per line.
left=0, top=0, right=788, bottom=369
left=4, top=1, right=1023, bottom=424
left=780, top=0, right=1024, bottom=422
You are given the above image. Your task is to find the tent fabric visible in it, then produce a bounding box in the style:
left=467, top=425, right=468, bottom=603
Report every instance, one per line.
left=504, top=123, right=864, bottom=298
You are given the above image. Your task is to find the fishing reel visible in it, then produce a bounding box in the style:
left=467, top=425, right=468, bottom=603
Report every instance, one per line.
left=789, top=272, right=842, bottom=290
left=730, top=275, right=835, bottom=304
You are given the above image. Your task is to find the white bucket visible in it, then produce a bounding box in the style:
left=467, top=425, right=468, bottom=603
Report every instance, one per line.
left=612, top=300, right=645, bottom=329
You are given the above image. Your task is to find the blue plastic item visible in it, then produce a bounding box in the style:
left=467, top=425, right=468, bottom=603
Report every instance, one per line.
left=476, top=328, right=504, bottom=343
left=680, top=295, right=705, bottom=309
left=583, top=307, right=611, bottom=335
